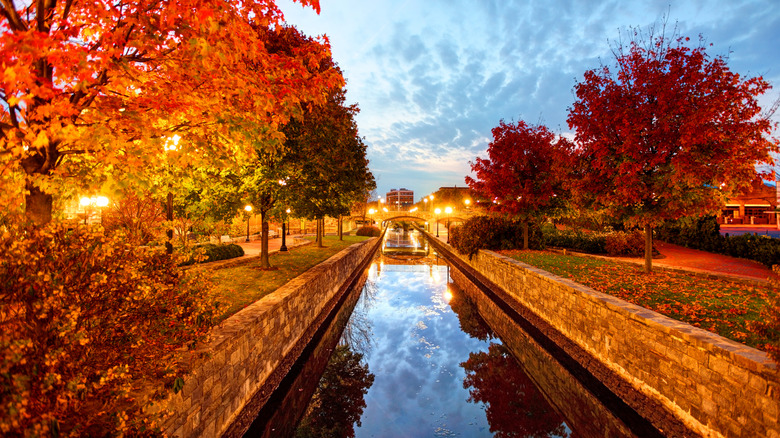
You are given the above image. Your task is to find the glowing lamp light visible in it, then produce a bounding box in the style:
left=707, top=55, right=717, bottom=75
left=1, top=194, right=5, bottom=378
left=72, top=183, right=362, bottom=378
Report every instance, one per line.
left=95, top=196, right=109, bottom=207
left=445, top=206, right=453, bottom=214
left=435, top=208, right=441, bottom=215
left=244, top=205, right=253, bottom=212
left=443, top=288, right=453, bottom=303
left=80, top=196, right=92, bottom=207
left=382, top=207, right=388, bottom=212
left=286, top=208, right=291, bottom=214
left=369, top=208, right=376, bottom=214
left=464, top=199, right=471, bottom=205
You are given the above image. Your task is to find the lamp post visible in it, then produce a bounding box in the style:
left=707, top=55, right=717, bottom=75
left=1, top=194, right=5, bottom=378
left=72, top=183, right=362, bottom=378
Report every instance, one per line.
left=464, top=199, right=471, bottom=209
left=164, top=134, right=180, bottom=255
left=244, top=205, right=253, bottom=242
left=280, top=208, right=289, bottom=252
left=368, top=208, right=376, bottom=226
left=286, top=208, right=291, bottom=235
left=445, top=206, right=453, bottom=243
left=434, top=208, right=441, bottom=237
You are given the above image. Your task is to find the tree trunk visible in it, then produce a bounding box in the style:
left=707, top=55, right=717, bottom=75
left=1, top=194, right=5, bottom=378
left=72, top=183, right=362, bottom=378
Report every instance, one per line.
left=260, top=211, right=270, bottom=268
left=644, top=224, right=653, bottom=273
left=523, top=221, right=529, bottom=250
left=25, top=181, right=53, bottom=226
left=165, top=191, right=174, bottom=254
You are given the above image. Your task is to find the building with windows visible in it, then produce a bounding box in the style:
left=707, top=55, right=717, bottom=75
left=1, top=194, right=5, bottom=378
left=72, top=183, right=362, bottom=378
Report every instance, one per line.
left=721, top=180, right=778, bottom=225
left=386, top=188, right=414, bottom=210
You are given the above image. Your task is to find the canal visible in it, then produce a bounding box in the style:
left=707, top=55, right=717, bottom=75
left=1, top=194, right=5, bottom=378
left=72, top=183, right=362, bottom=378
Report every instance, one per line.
left=243, top=228, right=667, bottom=437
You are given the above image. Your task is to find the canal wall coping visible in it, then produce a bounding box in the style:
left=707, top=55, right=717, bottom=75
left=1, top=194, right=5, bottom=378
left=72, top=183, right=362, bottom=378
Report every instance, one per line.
left=153, top=237, right=380, bottom=438
left=426, top=234, right=779, bottom=438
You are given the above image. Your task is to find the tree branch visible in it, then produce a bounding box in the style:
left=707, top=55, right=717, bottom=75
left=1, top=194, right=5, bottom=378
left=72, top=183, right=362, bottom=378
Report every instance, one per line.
left=0, top=0, right=27, bottom=31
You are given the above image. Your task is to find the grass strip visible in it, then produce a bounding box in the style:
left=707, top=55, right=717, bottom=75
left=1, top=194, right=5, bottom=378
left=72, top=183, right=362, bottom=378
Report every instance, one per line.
left=208, top=235, right=370, bottom=321
left=501, top=250, right=775, bottom=350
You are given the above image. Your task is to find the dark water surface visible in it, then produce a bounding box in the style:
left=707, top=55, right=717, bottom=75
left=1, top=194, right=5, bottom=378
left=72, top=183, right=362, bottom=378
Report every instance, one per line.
left=245, top=229, right=651, bottom=437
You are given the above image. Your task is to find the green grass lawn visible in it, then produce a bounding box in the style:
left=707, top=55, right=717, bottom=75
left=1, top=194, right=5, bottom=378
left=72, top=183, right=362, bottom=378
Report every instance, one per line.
left=208, top=235, right=371, bottom=321
left=500, top=250, right=776, bottom=350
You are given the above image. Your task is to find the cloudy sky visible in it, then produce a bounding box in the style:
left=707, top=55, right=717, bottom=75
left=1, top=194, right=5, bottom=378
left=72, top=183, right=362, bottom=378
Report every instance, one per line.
left=277, top=0, right=780, bottom=200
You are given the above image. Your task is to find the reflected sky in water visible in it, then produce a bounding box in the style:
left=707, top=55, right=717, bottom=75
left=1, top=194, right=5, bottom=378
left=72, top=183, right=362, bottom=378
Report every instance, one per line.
left=291, top=229, right=572, bottom=437
left=357, top=261, right=493, bottom=437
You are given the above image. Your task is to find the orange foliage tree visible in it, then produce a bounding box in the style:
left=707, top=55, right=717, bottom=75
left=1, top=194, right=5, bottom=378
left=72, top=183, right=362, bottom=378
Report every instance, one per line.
left=568, top=31, right=778, bottom=273
left=0, top=0, right=341, bottom=225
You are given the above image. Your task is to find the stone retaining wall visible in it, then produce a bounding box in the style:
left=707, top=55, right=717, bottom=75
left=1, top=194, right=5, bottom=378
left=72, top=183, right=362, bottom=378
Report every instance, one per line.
left=427, top=233, right=779, bottom=437
left=159, top=237, right=380, bottom=437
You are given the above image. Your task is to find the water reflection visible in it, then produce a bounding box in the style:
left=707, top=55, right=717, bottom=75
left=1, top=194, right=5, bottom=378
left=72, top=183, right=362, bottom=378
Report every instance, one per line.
left=292, top=229, right=572, bottom=437
left=295, top=345, right=374, bottom=438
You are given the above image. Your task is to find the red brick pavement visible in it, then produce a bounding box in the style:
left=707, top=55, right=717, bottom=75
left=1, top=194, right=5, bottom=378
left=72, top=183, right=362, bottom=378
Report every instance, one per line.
left=607, top=240, right=779, bottom=283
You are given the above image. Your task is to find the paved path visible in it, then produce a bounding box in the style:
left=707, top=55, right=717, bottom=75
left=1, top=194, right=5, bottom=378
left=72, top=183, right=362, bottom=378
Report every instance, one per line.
left=621, top=241, right=779, bottom=282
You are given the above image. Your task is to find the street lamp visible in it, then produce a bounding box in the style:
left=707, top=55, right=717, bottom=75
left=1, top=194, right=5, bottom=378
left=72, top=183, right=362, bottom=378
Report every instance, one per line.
left=368, top=208, right=376, bottom=226
left=80, top=196, right=110, bottom=225
left=163, top=134, right=180, bottom=255
left=244, top=205, right=253, bottom=242
left=445, top=206, right=453, bottom=243
left=464, top=199, right=471, bottom=209
left=286, top=208, right=291, bottom=235
left=280, top=208, right=289, bottom=252
left=434, top=207, right=441, bottom=237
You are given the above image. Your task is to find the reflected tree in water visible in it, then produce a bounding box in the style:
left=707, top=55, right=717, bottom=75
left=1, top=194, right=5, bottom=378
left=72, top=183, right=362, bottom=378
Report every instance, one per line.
left=448, top=283, right=494, bottom=341
left=340, top=278, right=378, bottom=356
left=295, top=345, right=375, bottom=438
left=462, top=344, right=571, bottom=438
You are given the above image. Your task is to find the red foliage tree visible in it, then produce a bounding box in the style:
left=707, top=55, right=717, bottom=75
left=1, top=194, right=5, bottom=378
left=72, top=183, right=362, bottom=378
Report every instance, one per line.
left=568, top=32, right=778, bottom=272
left=467, top=120, right=573, bottom=249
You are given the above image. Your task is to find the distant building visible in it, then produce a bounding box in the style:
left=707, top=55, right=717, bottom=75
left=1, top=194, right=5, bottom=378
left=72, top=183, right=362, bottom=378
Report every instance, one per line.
left=721, top=180, right=778, bottom=225
left=386, top=188, right=414, bottom=210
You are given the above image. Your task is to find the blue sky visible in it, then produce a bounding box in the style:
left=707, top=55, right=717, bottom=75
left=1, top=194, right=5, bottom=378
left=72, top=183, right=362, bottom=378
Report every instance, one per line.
left=277, top=0, right=780, bottom=200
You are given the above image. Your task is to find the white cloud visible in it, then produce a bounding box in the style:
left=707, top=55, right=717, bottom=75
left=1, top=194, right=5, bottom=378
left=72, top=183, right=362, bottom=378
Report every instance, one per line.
left=278, top=0, right=780, bottom=198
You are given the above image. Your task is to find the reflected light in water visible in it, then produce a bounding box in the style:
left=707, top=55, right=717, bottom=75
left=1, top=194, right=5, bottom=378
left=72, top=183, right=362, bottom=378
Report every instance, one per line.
left=443, top=287, right=453, bottom=303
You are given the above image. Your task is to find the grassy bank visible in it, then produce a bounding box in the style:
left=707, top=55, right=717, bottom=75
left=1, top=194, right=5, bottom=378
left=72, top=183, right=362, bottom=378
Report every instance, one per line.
left=501, top=250, right=775, bottom=350
left=209, top=235, right=371, bottom=321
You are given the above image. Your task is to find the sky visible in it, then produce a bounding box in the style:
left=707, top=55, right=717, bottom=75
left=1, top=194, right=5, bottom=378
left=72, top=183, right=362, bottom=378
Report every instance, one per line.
left=276, top=0, right=780, bottom=200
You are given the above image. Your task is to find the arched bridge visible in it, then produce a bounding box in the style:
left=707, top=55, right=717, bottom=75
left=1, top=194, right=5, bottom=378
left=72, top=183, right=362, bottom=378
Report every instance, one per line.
left=361, top=209, right=477, bottom=226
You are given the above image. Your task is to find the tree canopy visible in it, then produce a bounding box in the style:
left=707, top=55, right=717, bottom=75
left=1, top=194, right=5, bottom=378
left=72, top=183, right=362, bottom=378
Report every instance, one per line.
left=467, top=119, right=573, bottom=249
left=0, top=0, right=340, bottom=225
left=567, top=32, right=778, bottom=271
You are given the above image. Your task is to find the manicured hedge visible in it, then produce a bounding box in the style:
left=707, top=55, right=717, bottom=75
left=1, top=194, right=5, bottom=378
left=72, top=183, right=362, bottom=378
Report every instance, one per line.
left=449, top=216, right=543, bottom=257
left=180, top=243, right=245, bottom=266
left=656, top=215, right=780, bottom=267
left=356, top=226, right=381, bottom=237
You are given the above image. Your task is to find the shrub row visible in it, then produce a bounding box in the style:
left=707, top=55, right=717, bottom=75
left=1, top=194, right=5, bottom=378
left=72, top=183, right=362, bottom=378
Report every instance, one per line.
left=449, top=216, right=543, bottom=258
left=355, top=226, right=381, bottom=237
left=656, top=216, right=780, bottom=267
left=180, top=243, right=245, bottom=266
left=449, top=216, right=647, bottom=258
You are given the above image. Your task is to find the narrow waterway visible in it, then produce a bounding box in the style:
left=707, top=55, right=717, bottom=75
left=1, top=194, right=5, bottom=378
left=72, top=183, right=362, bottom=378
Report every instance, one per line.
left=244, top=228, right=658, bottom=437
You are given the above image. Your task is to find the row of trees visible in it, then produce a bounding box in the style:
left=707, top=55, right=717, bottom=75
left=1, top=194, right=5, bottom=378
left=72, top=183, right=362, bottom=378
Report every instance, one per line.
left=468, top=30, right=778, bottom=272
left=1, top=0, right=375, bottom=264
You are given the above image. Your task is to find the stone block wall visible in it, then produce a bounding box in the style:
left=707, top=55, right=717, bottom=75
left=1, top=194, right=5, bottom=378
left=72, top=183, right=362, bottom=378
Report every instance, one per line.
left=428, top=234, right=779, bottom=437
left=158, top=237, right=379, bottom=437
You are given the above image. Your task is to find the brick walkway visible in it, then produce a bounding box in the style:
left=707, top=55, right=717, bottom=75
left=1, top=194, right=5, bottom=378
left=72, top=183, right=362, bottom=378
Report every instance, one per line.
left=648, top=241, right=779, bottom=282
